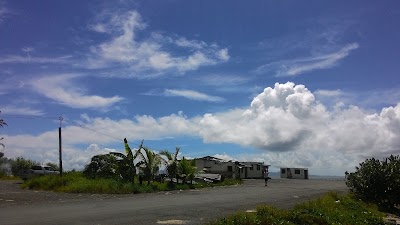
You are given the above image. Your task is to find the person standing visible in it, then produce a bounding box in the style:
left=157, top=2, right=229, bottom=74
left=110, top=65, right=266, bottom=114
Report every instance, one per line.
left=263, top=169, right=269, bottom=186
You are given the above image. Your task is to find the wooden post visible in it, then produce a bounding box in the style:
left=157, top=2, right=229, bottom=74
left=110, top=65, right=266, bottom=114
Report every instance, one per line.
left=59, top=116, right=63, bottom=176
left=59, top=127, right=63, bottom=176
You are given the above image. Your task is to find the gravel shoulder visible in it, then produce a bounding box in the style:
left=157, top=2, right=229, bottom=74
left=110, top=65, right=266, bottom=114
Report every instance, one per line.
left=0, top=179, right=152, bottom=208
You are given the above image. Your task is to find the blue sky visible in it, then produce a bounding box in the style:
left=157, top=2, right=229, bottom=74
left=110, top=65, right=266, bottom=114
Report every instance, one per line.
left=1, top=1, right=400, bottom=176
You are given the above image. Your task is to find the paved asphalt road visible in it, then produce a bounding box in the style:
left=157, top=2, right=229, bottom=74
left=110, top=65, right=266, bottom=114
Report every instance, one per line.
left=0, top=178, right=347, bottom=225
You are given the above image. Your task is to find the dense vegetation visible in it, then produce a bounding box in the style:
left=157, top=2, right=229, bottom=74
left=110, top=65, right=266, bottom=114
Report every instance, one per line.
left=208, top=192, right=385, bottom=225
left=21, top=171, right=242, bottom=194
left=345, top=155, right=400, bottom=211
left=1, top=137, right=241, bottom=193
left=0, top=156, right=58, bottom=179
left=83, top=138, right=198, bottom=186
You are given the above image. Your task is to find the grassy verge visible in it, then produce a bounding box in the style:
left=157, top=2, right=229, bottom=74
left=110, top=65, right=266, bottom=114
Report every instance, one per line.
left=0, top=174, right=21, bottom=180
left=21, top=172, right=243, bottom=194
left=208, top=192, right=385, bottom=225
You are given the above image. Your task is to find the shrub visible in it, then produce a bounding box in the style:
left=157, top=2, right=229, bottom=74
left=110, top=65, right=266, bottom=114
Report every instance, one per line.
left=212, top=212, right=260, bottom=225
left=83, top=154, right=120, bottom=180
left=345, top=155, right=400, bottom=210
left=11, top=157, right=39, bottom=176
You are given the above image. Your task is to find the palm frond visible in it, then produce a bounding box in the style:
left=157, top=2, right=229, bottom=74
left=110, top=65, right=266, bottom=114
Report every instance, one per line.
left=109, top=152, right=126, bottom=159
left=174, top=147, right=180, bottom=161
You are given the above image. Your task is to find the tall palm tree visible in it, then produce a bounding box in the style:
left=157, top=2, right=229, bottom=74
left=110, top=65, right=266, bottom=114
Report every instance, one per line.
left=159, top=147, right=180, bottom=183
left=135, top=146, right=163, bottom=185
left=110, top=138, right=141, bottom=183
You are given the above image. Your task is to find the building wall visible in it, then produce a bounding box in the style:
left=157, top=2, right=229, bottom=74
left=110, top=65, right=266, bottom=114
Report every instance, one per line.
left=194, top=158, right=268, bottom=179
left=194, top=159, right=235, bottom=178
left=237, top=163, right=267, bottom=179
left=280, top=168, right=308, bottom=179
left=240, top=163, right=264, bottom=178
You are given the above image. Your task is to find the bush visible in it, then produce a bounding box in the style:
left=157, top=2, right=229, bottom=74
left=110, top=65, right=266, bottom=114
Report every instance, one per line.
left=345, top=155, right=400, bottom=210
left=11, top=157, right=39, bottom=176
left=212, top=212, right=260, bottom=225
left=83, top=154, right=120, bottom=180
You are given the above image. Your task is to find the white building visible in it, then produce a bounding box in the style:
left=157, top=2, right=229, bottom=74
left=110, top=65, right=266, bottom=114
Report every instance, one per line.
left=194, top=156, right=269, bottom=179
left=280, top=167, right=309, bottom=179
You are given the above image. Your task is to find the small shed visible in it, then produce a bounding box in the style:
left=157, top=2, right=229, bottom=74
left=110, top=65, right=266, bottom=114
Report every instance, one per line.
left=280, top=167, right=308, bottom=179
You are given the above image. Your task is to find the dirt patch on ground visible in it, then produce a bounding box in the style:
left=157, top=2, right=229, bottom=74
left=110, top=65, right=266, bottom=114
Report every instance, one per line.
left=0, top=180, right=134, bottom=208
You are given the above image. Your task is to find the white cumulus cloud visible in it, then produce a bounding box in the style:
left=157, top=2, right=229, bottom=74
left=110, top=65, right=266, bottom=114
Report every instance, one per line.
left=3, top=82, right=400, bottom=174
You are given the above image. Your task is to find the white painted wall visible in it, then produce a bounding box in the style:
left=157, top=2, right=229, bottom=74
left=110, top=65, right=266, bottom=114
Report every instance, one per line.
left=280, top=168, right=308, bottom=179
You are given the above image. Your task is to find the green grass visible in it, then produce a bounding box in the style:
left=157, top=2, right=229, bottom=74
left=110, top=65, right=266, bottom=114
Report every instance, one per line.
left=0, top=171, right=21, bottom=180
left=0, top=174, right=21, bottom=180
left=21, top=172, right=243, bottom=194
left=208, top=192, right=385, bottom=225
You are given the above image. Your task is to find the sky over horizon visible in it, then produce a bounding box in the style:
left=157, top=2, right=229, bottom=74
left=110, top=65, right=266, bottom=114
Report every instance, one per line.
left=1, top=1, right=399, bottom=176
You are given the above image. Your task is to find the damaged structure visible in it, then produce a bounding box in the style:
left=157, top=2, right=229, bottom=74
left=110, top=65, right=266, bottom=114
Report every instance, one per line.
left=194, top=156, right=269, bottom=179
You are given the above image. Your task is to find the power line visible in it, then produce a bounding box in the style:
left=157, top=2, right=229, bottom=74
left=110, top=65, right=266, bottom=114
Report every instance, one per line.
left=63, top=119, right=167, bottom=152
left=67, top=120, right=122, bottom=142
left=1, top=113, right=60, bottom=120
left=0, top=113, right=183, bottom=152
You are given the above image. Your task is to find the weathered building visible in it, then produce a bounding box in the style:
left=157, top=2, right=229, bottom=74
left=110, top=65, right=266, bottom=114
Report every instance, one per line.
left=194, top=156, right=269, bottom=179
left=280, top=167, right=309, bottom=179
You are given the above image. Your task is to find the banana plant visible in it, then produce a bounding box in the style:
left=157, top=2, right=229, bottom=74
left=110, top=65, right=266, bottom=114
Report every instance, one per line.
left=178, top=157, right=196, bottom=184
left=135, top=146, right=163, bottom=185
left=159, top=147, right=180, bottom=183
left=110, top=138, right=142, bottom=183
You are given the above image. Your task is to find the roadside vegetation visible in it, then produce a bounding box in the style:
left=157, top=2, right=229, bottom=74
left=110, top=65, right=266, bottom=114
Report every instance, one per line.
left=21, top=171, right=241, bottom=194
left=13, top=138, right=241, bottom=193
left=209, top=155, right=400, bottom=224
left=345, top=155, right=400, bottom=213
left=0, top=156, right=58, bottom=180
left=208, top=192, right=385, bottom=225
left=210, top=155, right=400, bottom=225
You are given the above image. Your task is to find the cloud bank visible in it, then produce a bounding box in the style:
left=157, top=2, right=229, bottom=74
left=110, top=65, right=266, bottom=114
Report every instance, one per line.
left=3, top=82, right=399, bottom=174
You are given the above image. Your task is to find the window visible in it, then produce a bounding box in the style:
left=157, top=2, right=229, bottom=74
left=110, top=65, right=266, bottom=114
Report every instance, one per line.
left=227, top=166, right=232, bottom=172
left=250, top=165, right=253, bottom=170
left=257, top=165, right=261, bottom=170
left=281, top=168, right=286, bottom=174
left=295, top=169, right=301, bottom=174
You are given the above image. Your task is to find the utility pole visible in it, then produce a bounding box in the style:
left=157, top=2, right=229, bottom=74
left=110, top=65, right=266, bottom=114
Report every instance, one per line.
left=59, top=116, right=63, bottom=176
